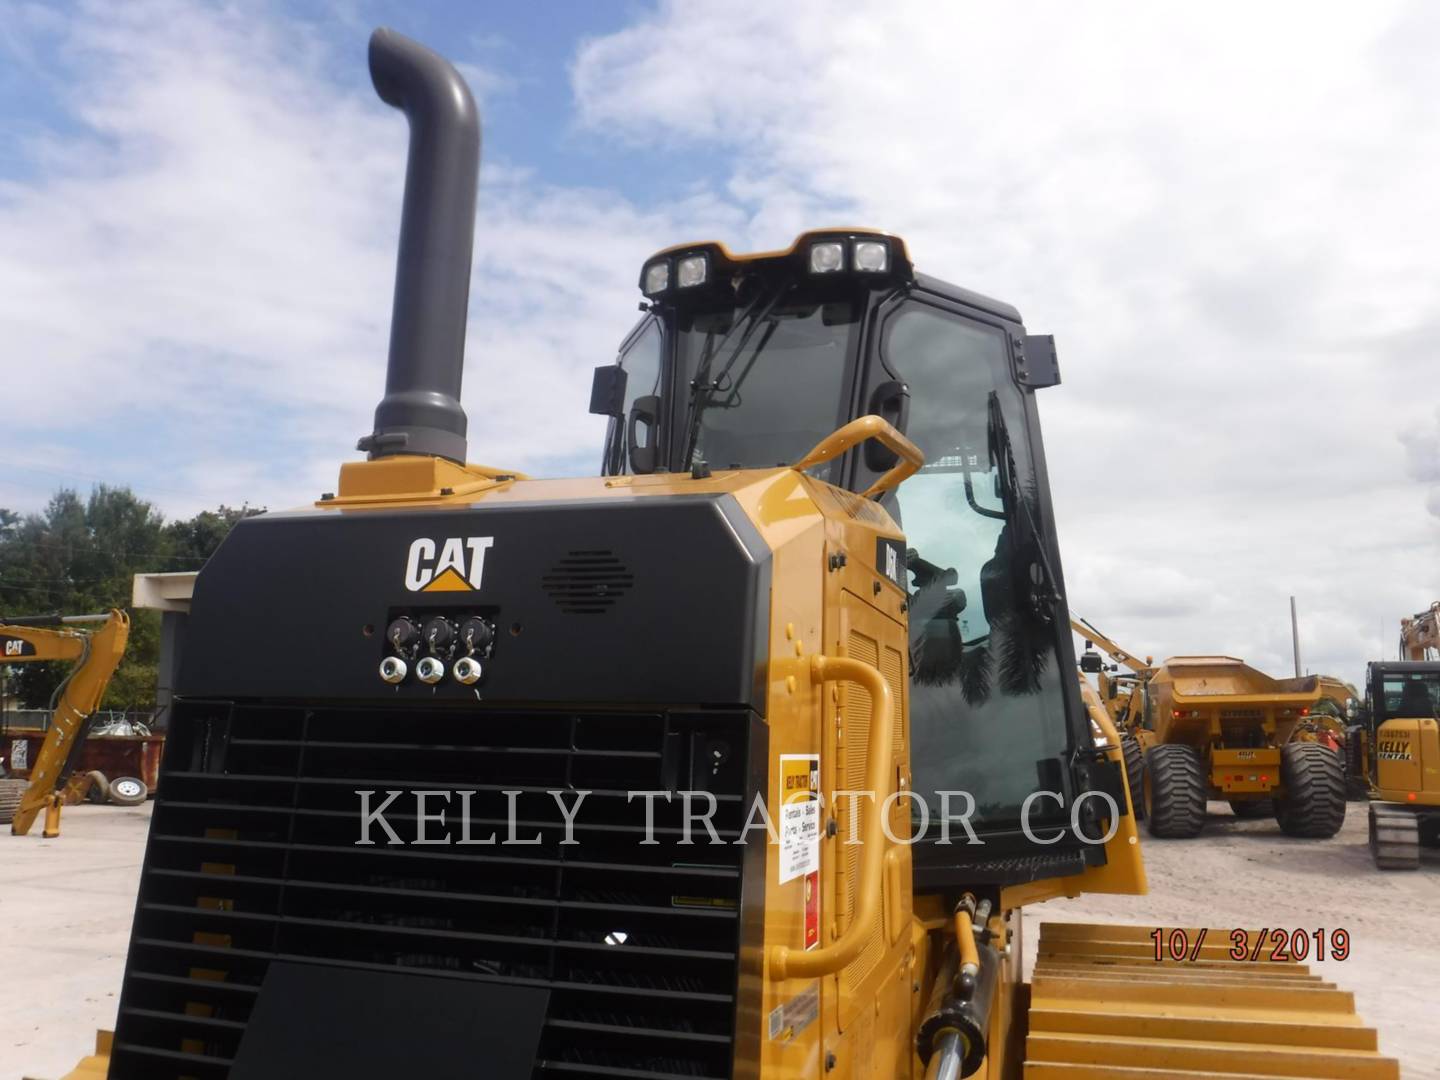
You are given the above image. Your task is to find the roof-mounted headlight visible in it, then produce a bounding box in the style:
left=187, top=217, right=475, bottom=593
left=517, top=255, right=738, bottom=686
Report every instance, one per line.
left=808, top=241, right=844, bottom=273
left=643, top=260, right=670, bottom=296
left=677, top=253, right=708, bottom=288
left=853, top=239, right=889, bottom=273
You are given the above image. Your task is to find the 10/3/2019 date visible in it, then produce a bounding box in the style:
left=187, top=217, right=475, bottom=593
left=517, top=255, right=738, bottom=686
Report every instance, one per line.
left=1150, top=927, right=1350, bottom=962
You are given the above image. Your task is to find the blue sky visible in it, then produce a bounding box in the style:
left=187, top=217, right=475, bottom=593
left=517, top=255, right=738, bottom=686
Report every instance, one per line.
left=1, top=0, right=1437, bottom=684
left=0, top=0, right=728, bottom=511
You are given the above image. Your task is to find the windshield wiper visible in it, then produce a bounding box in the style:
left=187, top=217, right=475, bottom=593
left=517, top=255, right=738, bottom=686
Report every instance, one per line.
left=987, top=391, right=1062, bottom=620
left=680, top=280, right=790, bottom=468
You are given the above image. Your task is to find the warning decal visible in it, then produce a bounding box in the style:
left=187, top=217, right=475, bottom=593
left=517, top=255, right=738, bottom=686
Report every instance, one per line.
left=778, top=754, right=820, bottom=884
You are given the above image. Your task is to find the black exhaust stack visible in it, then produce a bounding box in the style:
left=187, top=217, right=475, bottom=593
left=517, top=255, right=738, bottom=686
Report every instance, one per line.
left=357, top=28, right=480, bottom=464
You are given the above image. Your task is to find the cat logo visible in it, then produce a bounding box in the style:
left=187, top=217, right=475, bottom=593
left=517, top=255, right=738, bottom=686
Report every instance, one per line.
left=876, top=536, right=906, bottom=589
left=404, top=537, right=495, bottom=593
left=1, top=636, right=35, bottom=658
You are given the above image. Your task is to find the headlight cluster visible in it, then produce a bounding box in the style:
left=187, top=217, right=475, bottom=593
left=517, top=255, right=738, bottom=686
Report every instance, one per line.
left=808, top=237, right=889, bottom=275
left=638, top=232, right=905, bottom=300
left=641, top=251, right=710, bottom=298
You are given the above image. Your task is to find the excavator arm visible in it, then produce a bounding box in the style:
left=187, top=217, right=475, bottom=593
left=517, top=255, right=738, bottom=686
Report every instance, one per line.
left=1400, top=601, right=1439, bottom=661
left=1069, top=612, right=1156, bottom=677
left=0, top=609, right=130, bottom=835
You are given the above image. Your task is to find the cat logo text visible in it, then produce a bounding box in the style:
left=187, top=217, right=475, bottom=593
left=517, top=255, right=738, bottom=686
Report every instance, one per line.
left=404, top=537, right=495, bottom=593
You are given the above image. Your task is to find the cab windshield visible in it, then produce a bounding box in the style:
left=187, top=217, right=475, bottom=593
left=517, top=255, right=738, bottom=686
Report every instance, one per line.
left=677, top=293, right=859, bottom=472
left=1378, top=671, right=1440, bottom=721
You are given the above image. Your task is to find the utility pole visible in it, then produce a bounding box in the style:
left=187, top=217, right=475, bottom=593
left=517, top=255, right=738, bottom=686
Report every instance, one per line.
left=1290, top=595, right=1302, bottom=678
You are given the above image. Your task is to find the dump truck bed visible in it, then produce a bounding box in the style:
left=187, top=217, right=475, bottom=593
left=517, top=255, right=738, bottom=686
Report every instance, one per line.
left=1148, top=657, right=1323, bottom=752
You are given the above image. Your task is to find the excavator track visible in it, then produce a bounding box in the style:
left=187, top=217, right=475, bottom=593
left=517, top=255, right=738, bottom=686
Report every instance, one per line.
left=1025, top=923, right=1398, bottom=1079
left=0, top=777, right=27, bottom=825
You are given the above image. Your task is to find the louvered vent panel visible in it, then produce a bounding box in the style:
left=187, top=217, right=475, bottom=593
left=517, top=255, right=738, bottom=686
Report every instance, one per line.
left=881, top=644, right=908, bottom=842
left=541, top=550, right=634, bottom=614
left=108, top=701, right=749, bottom=1079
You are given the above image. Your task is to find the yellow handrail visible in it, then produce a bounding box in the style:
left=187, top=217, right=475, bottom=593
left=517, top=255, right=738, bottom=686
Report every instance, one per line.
left=770, top=653, right=894, bottom=981
left=790, top=415, right=924, bottom=499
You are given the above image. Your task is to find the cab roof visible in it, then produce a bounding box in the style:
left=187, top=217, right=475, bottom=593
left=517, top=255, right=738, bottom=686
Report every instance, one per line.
left=639, top=228, right=1022, bottom=323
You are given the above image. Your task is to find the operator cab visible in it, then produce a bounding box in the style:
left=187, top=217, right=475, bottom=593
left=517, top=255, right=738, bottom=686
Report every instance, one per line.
left=1367, top=662, right=1440, bottom=726
left=592, top=230, right=1118, bottom=887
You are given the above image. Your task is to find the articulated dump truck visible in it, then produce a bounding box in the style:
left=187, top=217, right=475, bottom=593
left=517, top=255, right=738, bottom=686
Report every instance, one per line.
left=57, top=27, right=1397, bottom=1080
left=1141, top=658, right=1345, bottom=839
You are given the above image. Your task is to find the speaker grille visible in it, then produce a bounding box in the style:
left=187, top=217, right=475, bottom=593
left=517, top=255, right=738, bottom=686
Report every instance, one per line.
left=542, top=550, right=634, bottom=615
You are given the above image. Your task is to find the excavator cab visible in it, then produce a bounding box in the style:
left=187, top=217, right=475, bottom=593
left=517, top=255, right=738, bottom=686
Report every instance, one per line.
left=594, top=234, right=1125, bottom=889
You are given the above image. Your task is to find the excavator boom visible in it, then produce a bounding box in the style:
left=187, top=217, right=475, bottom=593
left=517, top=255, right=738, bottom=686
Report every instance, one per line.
left=1400, top=600, right=1439, bottom=660
left=0, top=609, right=130, bottom=835
left=1070, top=613, right=1155, bottom=676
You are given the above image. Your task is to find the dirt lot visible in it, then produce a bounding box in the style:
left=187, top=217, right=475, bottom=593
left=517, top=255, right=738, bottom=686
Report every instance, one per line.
left=3, top=799, right=1437, bottom=1078
left=1, top=804, right=150, bottom=1080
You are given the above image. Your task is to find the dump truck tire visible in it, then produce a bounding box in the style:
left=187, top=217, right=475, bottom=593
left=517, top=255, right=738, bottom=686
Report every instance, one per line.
left=1228, top=799, right=1269, bottom=818
left=1121, top=735, right=1145, bottom=821
left=1369, top=803, right=1420, bottom=870
left=0, top=777, right=26, bottom=825
left=108, top=776, right=149, bottom=806
left=1143, top=744, right=1206, bottom=838
left=1274, top=742, right=1346, bottom=838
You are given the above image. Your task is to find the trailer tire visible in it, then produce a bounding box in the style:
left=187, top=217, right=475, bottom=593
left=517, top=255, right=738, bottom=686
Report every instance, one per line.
left=108, top=776, right=149, bottom=807
left=0, top=777, right=26, bottom=825
left=1274, top=742, right=1346, bottom=838
left=1121, top=735, right=1145, bottom=821
left=1143, top=744, right=1206, bottom=838
left=1228, top=799, right=1269, bottom=819
left=85, top=771, right=111, bottom=804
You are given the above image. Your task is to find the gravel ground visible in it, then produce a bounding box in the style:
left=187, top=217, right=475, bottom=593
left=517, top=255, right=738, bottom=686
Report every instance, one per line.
left=4, top=799, right=1437, bottom=1078
left=1026, top=800, right=1440, bottom=1078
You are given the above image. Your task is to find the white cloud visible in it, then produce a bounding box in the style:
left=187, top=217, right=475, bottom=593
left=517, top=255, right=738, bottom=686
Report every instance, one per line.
left=574, top=0, right=1440, bottom=685
left=0, top=0, right=741, bottom=516
left=1, top=0, right=1435, bottom=687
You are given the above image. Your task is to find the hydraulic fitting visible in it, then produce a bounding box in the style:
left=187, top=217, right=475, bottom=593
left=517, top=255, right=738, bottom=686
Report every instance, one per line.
left=415, top=655, right=445, bottom=684
left=453, top=656, right=483, bottom=685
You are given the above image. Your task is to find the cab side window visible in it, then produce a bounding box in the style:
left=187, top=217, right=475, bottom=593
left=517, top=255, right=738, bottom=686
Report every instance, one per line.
left=609, top=321, right=663, bottom=475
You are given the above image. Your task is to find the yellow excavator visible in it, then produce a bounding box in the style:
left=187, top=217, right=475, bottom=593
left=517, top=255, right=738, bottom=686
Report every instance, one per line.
left=54, top=28, right=1398, bottom=1080
left=0, top=609, right=130, bottom=837
left=1364, top=601, right=1440, bottom=869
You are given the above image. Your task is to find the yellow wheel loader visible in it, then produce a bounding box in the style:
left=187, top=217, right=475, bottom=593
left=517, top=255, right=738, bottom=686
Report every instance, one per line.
left=0, top=609, right=130, bottom=837
left=62, top=27, right=1397, bottom=1080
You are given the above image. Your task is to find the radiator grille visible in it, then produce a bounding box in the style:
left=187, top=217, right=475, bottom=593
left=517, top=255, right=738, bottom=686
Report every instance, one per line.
left=110, top=701, right=752, bottom=1079
left=542, top=550, right=635, bottom=614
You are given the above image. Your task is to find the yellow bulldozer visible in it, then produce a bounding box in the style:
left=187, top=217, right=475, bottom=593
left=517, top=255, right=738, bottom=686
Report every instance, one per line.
left=0, top=609, right=131, bottom=837
left=53, top=28, right=1400, bottom=1080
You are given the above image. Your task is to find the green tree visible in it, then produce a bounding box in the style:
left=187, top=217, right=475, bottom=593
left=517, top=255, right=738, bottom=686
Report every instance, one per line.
left=0, top=487, right=256, bottom=714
